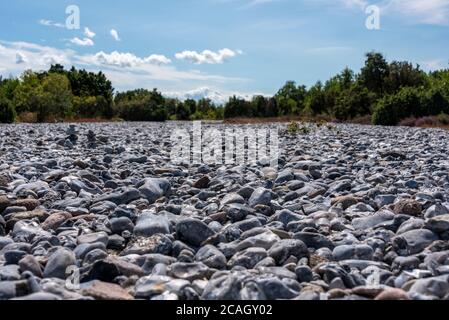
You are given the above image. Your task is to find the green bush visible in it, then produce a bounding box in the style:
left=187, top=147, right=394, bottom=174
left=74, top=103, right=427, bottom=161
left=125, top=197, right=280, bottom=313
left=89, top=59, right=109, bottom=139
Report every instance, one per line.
left=426, top=87, right=449, bottom=116
left=0, top=96, right=16, bottom=123
left=372, top=97, right=398, bottom=126
left=335, top=85, right=375, bottom=120
left=372, top=87, right=427, bottom=125
left=287, top=121, right=299, bottom=134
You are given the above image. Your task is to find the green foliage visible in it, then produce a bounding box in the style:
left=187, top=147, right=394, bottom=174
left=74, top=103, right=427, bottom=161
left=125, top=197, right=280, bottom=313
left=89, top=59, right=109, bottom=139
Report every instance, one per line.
left=0, top=94, right=16, bottom=123
left=306, top=81, right=327, bottom=115
left=175, top=101, right=191, bottom=120
left=359, top=51, right=389, bottom=96
left=49, top=64, right=114, bottom=118
left=1, top=54, right=448, bottom=125
left=12, top=70, right=44, bottom=114
left=372, top=87, right=432, bottom=125
left=251, top=95, right=269, bottom=117
left=115, top=89, right=168, bottom=122
left=39, top=73, right=73, bottom=121
left=426, top=86, right=449, bottom=115
left=275, top=81, right=306, bottom=116
left=335, top=85, right=376, bottom=120
left=285, top=121, right=312, bottom=135
left=224, top=96, right=252, bottom=118
left=287, top=121, right=299, bottom=134
left=0, top=78, right=19, bottom=101
left=115, top=89, right=222, bottom=121
left=372, top=97, right=399, bottom=126
left=385, top=61, right=427, bottom=93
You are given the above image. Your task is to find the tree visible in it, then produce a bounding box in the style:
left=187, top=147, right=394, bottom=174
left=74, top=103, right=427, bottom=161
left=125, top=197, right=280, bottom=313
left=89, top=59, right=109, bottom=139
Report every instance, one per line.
left=51, top=65, right=114, bottom=118
left=175, top=101, right=191, bottom=120
left=372, top=87, right=427, bottom=125
left=359, top=52, right=389, bottom=95
left=338, top=67, right=355, bottom=90
left=265, top=98, right=279, bottom=117
left=224, top=96, right=252, bottom=118
left=13, top=70, right=44, bottom=114
left=184, top=99, right=197, bottom=116
left=251, top=95, right=268, bottom=117
left=306, top=81, right=326, bottom=115
left=275, top=81, right=306, bottom=115
left=385, top=61, right=427, bottom=94
left=0, top=94, right=16, bottom=123
left=0, top=77, right=19, bottom=101
left=335, top=85, right=375, bottom=120
left=39, top=73, right=73, bottom=121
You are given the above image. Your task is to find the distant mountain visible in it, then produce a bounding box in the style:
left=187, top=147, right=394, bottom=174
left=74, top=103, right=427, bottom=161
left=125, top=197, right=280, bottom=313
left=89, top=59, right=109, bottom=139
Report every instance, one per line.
left=165, top=87, right=269, bottom=105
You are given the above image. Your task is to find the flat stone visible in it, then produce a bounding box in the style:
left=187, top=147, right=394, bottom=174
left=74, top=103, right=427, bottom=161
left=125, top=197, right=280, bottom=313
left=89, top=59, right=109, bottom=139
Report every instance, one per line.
left=426, top=214, right=449, bottom=234
left=138, top=178, right=171, bottom=204
left=176, top=218, right=215, bottom=246
left=228, top=247, right=268, bottom=269
left=195, top=245, right=227, bottom=269
left=392, top=229, right=439, bottom=255
left=294, top=232, right=335, bottom=249
left=134, top=212, right=170, bottom=237
left=268, top=239, right=309, bottom=265
left=82, top=281, right=134, bottom=300
left=42, top=211, right=72, bottom=231
left=375, top=288, right=409, bottom=300
left=43, top=248, right=76, bottom=279
left=331, top=196, right=360, bottom=210
left=77, top=232, right=109, bottom=246
left=248, top=188, right=272, bottom=207
left=193, top=176, right=210, bottom=189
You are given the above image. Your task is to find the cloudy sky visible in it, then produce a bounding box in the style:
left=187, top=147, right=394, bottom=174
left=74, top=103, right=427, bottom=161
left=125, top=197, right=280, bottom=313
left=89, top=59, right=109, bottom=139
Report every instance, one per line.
left=0, top=0, right=448, bottom=96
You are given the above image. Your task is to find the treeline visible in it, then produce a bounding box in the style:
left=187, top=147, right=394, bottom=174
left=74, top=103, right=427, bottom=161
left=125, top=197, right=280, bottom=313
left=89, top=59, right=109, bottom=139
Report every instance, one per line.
left=0, top=64, right=223, bottom=123
left=1, top=53, right=448, bottom=125
left=0, top=65, right=114, bottom=123
left=114, top=89, right=223, bottom=121
left=223, top=52, right=449, bottom=126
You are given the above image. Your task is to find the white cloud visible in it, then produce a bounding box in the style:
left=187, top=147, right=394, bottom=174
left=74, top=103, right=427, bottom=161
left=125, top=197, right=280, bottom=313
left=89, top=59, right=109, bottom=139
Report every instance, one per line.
left=110, top=29, right=121, bottom=41
left=15, top=52, right=27, bottom=64
left=144, top=54, right=172, bottom=65
left=175, top=48, right=242, bottom=64
left=0, top=41, right=75, bottom=75
left=70, top=37, right=95, bottom=47
left=82, top=51, right=171, bottom=68
left=38, top=19, right=66, bottom=28
left=84, top=27, right=96, bottom=38
left=0, top=40, right=248, bottom=94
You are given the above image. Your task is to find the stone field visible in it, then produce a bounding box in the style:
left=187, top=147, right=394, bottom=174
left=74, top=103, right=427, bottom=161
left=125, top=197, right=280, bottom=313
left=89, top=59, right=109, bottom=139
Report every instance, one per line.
left=1, top=122, right=449, bottom=300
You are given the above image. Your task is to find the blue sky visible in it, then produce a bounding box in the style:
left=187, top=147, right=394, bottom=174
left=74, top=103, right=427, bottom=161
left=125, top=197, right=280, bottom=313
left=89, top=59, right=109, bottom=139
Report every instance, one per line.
left=0, top=0, right=448, bottom=97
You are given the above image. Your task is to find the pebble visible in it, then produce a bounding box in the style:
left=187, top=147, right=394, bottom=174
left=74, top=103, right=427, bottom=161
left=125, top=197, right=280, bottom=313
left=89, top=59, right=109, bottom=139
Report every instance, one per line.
left=43, top=248, right=76, bottom=280
left=176, top=218, right=215, bottom=247
left=0, top=122, right=448, bottom=300
left=133, top=212, right=170, bottom=237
